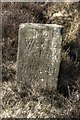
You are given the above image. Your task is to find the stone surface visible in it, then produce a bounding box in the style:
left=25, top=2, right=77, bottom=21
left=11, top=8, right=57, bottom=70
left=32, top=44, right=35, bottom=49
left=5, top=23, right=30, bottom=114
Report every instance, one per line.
left=17, top=23, right=62, bottom=90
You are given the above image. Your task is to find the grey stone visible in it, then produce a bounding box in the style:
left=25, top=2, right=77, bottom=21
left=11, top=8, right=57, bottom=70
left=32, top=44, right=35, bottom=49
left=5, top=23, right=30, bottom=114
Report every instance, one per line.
left=17, top=23, right=63, bottom=90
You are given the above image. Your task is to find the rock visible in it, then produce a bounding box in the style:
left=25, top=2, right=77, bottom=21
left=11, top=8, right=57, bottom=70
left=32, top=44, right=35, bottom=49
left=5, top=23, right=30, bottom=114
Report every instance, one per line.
left=17, top=23, right=63, bottom=90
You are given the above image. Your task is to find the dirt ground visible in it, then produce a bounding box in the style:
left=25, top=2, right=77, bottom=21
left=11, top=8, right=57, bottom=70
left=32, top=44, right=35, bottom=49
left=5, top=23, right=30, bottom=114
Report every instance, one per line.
left=2, top=2, right=80, bottom=118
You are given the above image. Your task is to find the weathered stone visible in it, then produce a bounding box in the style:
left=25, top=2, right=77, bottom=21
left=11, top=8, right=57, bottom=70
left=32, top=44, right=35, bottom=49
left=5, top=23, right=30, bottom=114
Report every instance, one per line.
left=17, top=23, right=62, bottom=90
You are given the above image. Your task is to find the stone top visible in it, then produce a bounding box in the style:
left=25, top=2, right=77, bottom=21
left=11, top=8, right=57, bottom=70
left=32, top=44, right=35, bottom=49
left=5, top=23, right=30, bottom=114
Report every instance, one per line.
left=20, top=23, right=62, bottom=29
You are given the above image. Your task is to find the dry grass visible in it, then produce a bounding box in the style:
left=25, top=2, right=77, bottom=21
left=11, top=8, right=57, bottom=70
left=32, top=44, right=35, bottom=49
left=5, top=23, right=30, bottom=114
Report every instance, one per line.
left=2, top=2, right=80, bottom=118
